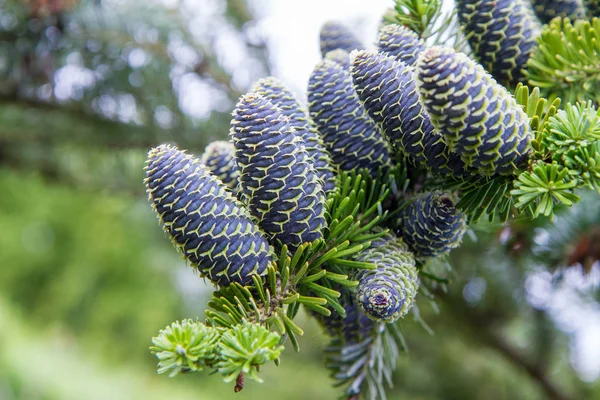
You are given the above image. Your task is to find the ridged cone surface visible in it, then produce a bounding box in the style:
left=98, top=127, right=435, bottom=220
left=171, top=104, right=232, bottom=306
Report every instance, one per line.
left=354, top=236, right=419, bottom=322
left=456, top=0, right=541, bottom=86
left=251, top=77, right=336, bottom=193
left=199, top=141, right=239, bottom=194
left=377, top=24, right=426, bottom=67
left=351, top=50, right=467, bottom=177
left=319, top=21, right=365, bottom=58
left=308, top=59, right=393, bottom=177
left=231, top=93, right=326, bottom=250
left=397, top=191, right=467, bottom=259
left=416, top=46, right=533, bottom=175
left=145, top=144, right=271, bottom=286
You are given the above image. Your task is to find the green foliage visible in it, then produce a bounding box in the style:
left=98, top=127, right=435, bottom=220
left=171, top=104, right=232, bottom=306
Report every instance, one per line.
left=511, top=162, right=580, bottom=217
left=514, top=83, right=562, bottom=155
left=526, top=18, right=600, bottom=105
left=383, top=0, right=444, bottom=39
left=216, top=322, right=284, bottom=383
left=151, top=320, right=221, bottom=377
left=326, top=312, right=405, bottom=400
left=151, top=319, right=283, bottom=384
left=543, top=102, right=600, bottom=154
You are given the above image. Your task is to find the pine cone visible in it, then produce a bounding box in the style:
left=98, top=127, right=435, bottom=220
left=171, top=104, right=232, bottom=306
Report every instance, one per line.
left=324, top=49, right=351, bottom=70
left=377, top=24, right=426, bottom=67
left=416, top=46, right=533, bottom=175
left=531, top=0, right=586, bottom=23
left=308, top=59, right=393, bottom=177
left=351, top=50, right=467, bottom=177
left=397, top=191, right=467, bottom=259
left=320, top=21, right=365, bottom=58
left=199, top=141, right=239, bottom=194
left=456, top=0, right=541, bottom=86
left=354, top=237, right=419, bottom=322
left=251, top=77, right=337, bottom=193
left=145, top=144, right=271, bottom=286
left=231, top=93, right=327, bottom=250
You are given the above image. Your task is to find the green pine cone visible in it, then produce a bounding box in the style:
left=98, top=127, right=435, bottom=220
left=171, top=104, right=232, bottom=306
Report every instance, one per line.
left=231, top=93, right=327, bottom=250
left=354, top=237, right=419, bottom=322
left=145, top=144, right=271, bottom=286
left=320, top=21, right=365, bottom=58
left=324, top=49, right=351, bottom=70
left=416, top=46, right=533, bottom=175
left=377, top=24, right=426, bottom=67
left=308, top=59, right=393, bottom=177
left=397, top=191, right=467, bottom=259
left=250, top=77, right=337, bottom=193
left=531, top=0, right=586, bottom=23
left=351, top=50, right=467, bottom=177
left=199, top=141, right=239, bottom=194
left=456, top=0, right=541, bottom=86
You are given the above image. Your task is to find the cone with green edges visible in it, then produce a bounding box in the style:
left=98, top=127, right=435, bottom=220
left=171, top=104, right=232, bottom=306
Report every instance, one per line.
left=350, top=50, right=467, bottom=177
left=397, top=191, right=467, bottom=259
left=145, top=144, right=271, bottom=286
left=251, top=77, right=336, bottom=193
left=199, top=140, right=239, bottom=194
left=415, top=46, right=533, bottom=175
left=231, top=93, right=327, bottom=250
left=377, top=24, right=426, bottom=67
left=456, top=0, right=541, bottom=86
left=308, top=59, right=393, bottom=177
left=354, top=236, right=419, bottom=322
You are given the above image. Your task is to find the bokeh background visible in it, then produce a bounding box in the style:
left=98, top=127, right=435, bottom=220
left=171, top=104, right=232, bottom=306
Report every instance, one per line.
left=1, top=1, right=599, bottom=399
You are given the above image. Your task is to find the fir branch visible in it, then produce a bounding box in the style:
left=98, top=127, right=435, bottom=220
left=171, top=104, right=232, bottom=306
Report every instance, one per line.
left=526, top=18, right=600, bottom=105
left=511, top=162, right=580, bottom=218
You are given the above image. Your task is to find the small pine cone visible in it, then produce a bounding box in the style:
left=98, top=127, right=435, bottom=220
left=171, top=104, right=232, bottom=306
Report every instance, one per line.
left=320, top=21, right=365, bottom=58
left=531, top=0, right=586, bottom=23
left=199, top=141, right=239, bottom=193
left=324, top=49, right=351, bottom=70
left=308, top=59, right=393, bottom=177
left=351, top=50, right=467, bottom=177
left=231, top=93, right=327, bottom=250
left=416, top=46, right=533, bottom=175
left=456, top=0, right=541, bottom=86
left=251, top=77, right=337, bottom=193
left=377, top=24, right=426, bottom=67
left=397, top=191, right=467, bottom=259
left=354, top=237, right=419, bottom=322
left=145, top=144, right=271, bottom=286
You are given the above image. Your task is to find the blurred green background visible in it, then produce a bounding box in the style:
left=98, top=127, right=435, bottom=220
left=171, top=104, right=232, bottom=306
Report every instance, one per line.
left=1, top=1, right=599, bottom=399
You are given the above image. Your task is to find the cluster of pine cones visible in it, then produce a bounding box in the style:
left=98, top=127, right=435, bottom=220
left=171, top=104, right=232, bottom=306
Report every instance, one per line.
left=144, top=0, right=576, bottom=334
